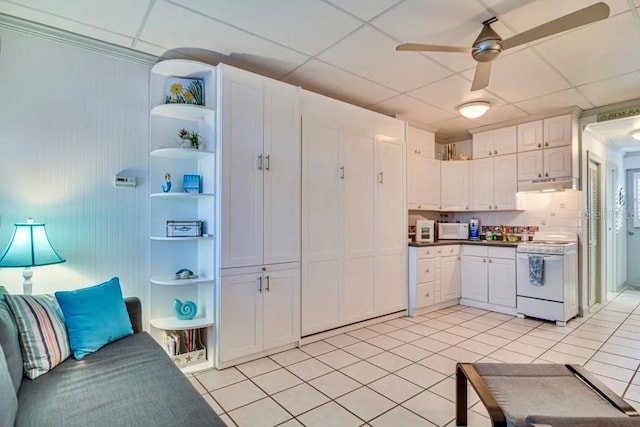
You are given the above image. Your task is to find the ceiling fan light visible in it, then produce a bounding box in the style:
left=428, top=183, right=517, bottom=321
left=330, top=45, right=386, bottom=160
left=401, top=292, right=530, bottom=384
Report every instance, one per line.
left=457, top=101, right=491, bottom=118
left=631, top=130, right=640, bottom=141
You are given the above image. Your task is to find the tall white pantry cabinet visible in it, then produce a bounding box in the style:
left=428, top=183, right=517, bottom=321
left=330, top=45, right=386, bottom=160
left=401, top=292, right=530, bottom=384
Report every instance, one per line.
left=301, top=91, right=407, bottom=336
left=217, top=65, right=301, bottom=368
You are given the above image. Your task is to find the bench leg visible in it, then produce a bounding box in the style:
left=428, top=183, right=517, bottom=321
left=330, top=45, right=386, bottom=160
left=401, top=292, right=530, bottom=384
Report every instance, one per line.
left=456, top=363, right=468, bottom=426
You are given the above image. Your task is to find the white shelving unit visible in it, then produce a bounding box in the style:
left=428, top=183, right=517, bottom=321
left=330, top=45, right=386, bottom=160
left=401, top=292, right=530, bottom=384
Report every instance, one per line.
left=149, top=59, right=217, bottom=373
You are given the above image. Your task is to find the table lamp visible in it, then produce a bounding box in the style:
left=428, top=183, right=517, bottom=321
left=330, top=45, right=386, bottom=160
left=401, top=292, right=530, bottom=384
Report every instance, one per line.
left=0, top=218, right=65, bottom=294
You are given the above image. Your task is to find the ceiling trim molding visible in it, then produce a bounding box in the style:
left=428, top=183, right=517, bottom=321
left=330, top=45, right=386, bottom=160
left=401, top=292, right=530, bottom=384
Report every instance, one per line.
left=0, top=13, right=158, bottom=66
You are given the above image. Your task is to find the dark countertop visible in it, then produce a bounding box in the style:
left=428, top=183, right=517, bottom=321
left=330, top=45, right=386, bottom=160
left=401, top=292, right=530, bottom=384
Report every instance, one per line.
left=409, top=239, right=520, bottom=248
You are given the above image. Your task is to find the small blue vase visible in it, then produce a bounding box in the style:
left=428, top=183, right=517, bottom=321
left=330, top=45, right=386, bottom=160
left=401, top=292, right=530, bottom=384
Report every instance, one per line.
left=173, top=299, right=197, bottom=320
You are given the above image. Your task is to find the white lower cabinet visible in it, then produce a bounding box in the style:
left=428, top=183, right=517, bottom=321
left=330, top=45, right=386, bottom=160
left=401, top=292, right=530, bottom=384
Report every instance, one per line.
left=218, top=264, right=300, bottom=366
left=461, top=245, right=516, bottom=314
left=408, top=245, right=460, bottom=316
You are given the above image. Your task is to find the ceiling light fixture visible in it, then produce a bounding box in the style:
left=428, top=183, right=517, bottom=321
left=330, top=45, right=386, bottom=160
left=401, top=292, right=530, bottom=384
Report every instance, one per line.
left=631, top=130, right=640, bottom=141
left=457, top=101, right=491, bottom=119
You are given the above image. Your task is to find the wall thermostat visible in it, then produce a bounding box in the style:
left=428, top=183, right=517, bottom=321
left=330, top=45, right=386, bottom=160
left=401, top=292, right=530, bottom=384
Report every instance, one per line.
left=114, top=175, right=136, bottom=188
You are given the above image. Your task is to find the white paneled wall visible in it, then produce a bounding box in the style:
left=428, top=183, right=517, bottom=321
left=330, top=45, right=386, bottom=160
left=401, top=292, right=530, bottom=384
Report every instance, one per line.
left=0, top=25, right=154, bottom=305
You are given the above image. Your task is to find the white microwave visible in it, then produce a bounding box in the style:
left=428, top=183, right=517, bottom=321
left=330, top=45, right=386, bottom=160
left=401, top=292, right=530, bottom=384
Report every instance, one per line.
left=438, top=223, right=469, bottom=240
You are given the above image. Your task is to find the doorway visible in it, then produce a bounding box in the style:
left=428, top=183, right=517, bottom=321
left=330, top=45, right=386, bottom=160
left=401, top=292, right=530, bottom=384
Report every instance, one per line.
left=587, top=154, right=602, bottom=306
left=626, top=169, right=640, bottom=286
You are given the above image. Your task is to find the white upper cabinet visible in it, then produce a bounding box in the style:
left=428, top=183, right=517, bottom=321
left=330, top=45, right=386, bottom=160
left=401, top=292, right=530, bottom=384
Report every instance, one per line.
left=517, top=150, right=544, bottom=181
left=470, top=158, right=493, bottom=211
left=543, top=114, right=572, bottom=148
left=471, top=155, right=517, bottom=211
left=472, top=126, right=516, bottom=159
left=220, top=65, right=300, bottom=269
left=544, top=146, right=572, bottom=179
left=441, top=161, right=470, bottom=211
left=517, top=120, right=544, bottom=152
left=407, top=126, right=435, bottom=158
left=418, top=158, right=441, bottom=211
left=518, top=114, right=572, bottom=152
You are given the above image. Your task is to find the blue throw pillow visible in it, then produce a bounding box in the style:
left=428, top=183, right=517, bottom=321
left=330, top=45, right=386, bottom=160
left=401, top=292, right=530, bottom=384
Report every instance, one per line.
left=55, top=277, right=133, bottom=360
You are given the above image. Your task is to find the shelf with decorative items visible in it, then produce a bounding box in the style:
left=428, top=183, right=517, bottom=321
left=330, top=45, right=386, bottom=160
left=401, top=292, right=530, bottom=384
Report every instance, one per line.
left=149, top=59, right=217, bottom=373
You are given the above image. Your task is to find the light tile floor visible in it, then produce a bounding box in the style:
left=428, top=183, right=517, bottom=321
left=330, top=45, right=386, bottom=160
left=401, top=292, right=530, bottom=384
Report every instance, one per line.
left=190, top=288, right=640, bottom=426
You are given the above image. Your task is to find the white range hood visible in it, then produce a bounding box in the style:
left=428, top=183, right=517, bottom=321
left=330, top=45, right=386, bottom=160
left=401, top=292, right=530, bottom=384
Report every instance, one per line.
left=517, top=176, right=577, bottom=192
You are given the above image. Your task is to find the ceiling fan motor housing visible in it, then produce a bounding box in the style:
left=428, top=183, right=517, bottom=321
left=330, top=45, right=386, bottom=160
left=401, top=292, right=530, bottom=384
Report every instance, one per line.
left=472, top=23, right=502, bottom=62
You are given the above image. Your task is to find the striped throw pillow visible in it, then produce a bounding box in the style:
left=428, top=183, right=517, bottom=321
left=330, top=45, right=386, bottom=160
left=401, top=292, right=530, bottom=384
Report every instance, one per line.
left=4, top=294, right=71, bottom=379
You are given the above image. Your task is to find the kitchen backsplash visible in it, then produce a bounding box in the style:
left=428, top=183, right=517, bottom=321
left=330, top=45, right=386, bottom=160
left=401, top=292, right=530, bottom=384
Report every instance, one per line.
left=454, top=190, right=582, bottom=235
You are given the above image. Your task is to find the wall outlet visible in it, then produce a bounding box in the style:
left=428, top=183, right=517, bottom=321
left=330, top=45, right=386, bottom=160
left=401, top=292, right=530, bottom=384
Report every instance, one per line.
left=114, top=175, right=136, bottom=188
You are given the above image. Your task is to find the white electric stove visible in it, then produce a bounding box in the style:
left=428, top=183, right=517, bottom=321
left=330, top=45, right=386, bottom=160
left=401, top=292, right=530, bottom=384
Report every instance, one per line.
left=516, top=232, right=579, bottom=326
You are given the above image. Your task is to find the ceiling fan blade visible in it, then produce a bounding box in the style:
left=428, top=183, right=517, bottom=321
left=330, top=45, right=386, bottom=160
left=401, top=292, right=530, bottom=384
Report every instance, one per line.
left=471, top=62, right=492, bottom=91
left=501, top=2, right=610, bottom=50
left=396, top=43, right=472, bottom=53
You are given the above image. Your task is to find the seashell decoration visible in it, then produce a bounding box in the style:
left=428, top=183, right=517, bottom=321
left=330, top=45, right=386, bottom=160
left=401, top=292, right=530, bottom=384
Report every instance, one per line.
left=173, top=299, right=197, bottom=321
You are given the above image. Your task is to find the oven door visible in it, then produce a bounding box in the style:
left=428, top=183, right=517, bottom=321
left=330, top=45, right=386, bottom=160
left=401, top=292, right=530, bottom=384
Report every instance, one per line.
left=516, top=253, right=564, bottom=302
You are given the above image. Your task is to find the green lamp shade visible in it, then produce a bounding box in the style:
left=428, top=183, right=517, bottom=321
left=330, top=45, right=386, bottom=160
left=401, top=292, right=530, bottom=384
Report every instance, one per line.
left=0, top=223, right=65, bottom=267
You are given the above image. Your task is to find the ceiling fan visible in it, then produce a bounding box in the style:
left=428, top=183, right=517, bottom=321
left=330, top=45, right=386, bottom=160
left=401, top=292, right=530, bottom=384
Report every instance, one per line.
left=396, top=2, right=610, bottom=91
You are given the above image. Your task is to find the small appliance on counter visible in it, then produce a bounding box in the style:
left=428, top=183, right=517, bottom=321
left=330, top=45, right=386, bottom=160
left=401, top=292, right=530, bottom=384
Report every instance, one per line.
left=415, top=220, right=435, bottom=242
left=469, top=218, right=480, bottom=241
left=437, top=222, right=468, bottom=240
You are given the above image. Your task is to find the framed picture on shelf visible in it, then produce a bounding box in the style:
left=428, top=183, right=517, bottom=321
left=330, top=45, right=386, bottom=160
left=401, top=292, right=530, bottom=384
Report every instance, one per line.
left=165, top=77, right=204, bottom=105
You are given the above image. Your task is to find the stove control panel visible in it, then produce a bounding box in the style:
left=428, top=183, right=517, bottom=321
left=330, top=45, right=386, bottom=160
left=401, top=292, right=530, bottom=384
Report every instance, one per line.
left=517, top=245, right=567, bottom=255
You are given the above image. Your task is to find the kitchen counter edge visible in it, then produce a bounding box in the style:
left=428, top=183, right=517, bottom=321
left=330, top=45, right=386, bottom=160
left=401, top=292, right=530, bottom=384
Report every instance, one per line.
left=409, top=240, right=519, bottom=248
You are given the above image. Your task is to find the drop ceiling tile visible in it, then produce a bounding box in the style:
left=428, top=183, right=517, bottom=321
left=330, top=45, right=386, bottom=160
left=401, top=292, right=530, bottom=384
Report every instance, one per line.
left=371, top=0, right=515, bottom=72
left=470, top=104, right=528, bottom=127
left=533, top=11, right=640, bottom=86
left=319, top=26, right=451, bottom=92
left=486, top=0, right=631, bottom=35
left=173, top=0, right=362, bottom=56
left=578, top=71, right=640, bottom=107
left=140, top=1, right=308, bottom=79
left=325, top=0, right=402, bottom=21
left=515, top=89, right=594, bottom=114
left=371, top=95, right=455, bottom=126
left=283, top=59, right=398, bottom=107
left=0, top=1, right=135, bottom=47
left=462, top=48, right=569, bottom=103
left=408, top=74, right=506, bottom=115
left=4, top=0, right=149, bottom=36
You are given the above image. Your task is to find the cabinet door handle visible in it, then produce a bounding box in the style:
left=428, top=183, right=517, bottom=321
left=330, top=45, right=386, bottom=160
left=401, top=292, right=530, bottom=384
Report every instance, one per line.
left=257, top=276, right=263, bottom=293
left=426, top=268, right=430, bottom=273
left=538, top=173, right=542, bottom=178
left=537, top=143, right=542, bottom=148
left=418, top=150, right=421, bottom=154
left=340, top=166, right=345, bottom=179
left=545, top=142, right=549, bottom=147
left=494, top=150, right=497, bottom=155
left=265, top=275, right=270, bottom=292
left=483, top=258, right=486, bottom=263
left=379, top=172, right=384, bottom=184
left=258, top=154, right=263, bottom=170
left=489, top=259, right=492, bottom=263
left=488, top=151, right=492, bottom=156
left=465, top=206, right=469, bottom=210
left=545, top=172, right=549, bottom=177
left=265, top=154, right=270, bottom=171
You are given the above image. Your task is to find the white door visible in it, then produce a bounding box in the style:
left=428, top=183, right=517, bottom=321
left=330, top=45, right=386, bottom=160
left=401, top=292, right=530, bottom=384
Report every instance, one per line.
left=375, top=137, right=407, bottom=313
left=493, top=154, right=517, bottom=210
left=587, top=158, right=601, bottom=306
left=626, top=170, right=640, bottom=284
left=487, top=258, right=516, bottom=307
left=461, top=256, right=488, bottom=302
left=518, top=150, right=543, bottom=181
left=544, top=146, right=572, bottom=179
left=262, top=267, right=300, bottom=350
left=493, top=126, right=517, bottom=156
left=407, top=155, right=420, bottom=209
left=220, top=67, right=264, bottom=269
left=301, top=120, right=341, bottom=335
left=419, top=158, right=441, bottom=210
left=544, top=115, right=572, bottom=148
left=441, top=161, right=470, bottom=211
left=517, top=120, right=543, bottom=152
left=472, top=130, right=493, bottom=160
left=471, top=158, right=493, bottom=211
left=219, top=272, right=263, bottom=362
left=441, top=255, right=461, bottom=300
left=263, top=80, right=300, bottom=265
left=341, top=130, right=375, bottom=323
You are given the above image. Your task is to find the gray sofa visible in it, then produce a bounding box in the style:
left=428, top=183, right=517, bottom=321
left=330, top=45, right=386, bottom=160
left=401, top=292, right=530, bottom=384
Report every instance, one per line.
left=1, top=296, right=226, bottom=427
